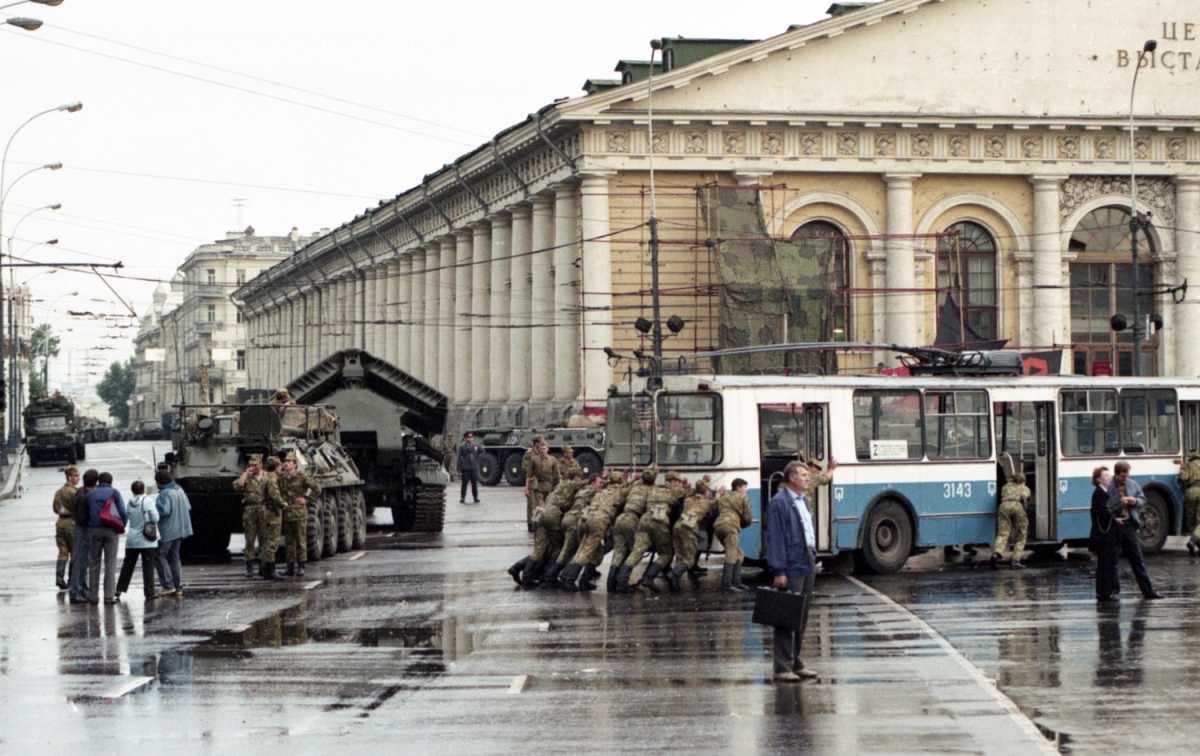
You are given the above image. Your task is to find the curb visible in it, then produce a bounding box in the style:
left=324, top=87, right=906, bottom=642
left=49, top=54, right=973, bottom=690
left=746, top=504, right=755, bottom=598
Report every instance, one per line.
left=0, top=446, right=24, bottom=501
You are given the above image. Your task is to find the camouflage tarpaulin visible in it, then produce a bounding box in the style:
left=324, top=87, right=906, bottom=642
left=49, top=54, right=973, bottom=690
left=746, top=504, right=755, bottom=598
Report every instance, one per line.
left=700, top=186, right=837, bottom=375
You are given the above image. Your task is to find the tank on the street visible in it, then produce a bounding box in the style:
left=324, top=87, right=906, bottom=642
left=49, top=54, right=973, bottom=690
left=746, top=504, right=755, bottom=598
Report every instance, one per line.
left=468, top=425, right=606, bottom=487
left=287, top=349, right=449, bottom=532
left=76, top=416, right=108, bottom=444
left=23, top=392, right=84, bottom=466
left=162, top=402, right=366, bottom=558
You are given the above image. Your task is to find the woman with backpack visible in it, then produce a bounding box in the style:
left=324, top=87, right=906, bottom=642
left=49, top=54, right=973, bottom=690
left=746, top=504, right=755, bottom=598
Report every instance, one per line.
left=115, top=480, right=160, bottom=601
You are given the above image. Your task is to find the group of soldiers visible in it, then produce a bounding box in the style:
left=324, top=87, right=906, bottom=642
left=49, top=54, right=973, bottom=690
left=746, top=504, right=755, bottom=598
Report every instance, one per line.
left=234, top=450, right=323, bottom=580
left=505, top=435, right=762, bottom=594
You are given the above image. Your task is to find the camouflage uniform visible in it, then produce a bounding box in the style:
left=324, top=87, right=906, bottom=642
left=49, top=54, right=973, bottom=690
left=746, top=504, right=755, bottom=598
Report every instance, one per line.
left=611, top=479, right=653, bottom=569
left=554, top=483, right=600, bottom=566
left=532, top=479, right=586, bottom=563
left=235, top=471, right=267, bottom=562
left=1180, top=452, right=1200, bottom=552
left=993, top=481, right=1031, bottom=565
left=258, top=467, right=287, bottom=578
left=279, top=466, right=322, bottom=567
left=804, top=471, right=831, bottom=506
left=556, top=455, right=583, bottom=482
left=622, top=479, right=691, bottom=590
left=667, top=486, right=716, bottom=590
left=53, top=480, right=78, bottom=589
left=521, top=437, right=544, bottom=524
left=714, top=490, right=753, bottom=564
left=525, top=452, right=560, bottom=526
left=572, top=480, right=628, bottom=568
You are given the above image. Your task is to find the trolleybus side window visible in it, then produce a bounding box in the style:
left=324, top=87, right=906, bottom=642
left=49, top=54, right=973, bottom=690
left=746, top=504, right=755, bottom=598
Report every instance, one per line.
left=1060, top=389, right=1118, bottom=456
left=605, top=394, right=654, bottom=467
left=925, top=390, right=990, bottom=460
left=659, top=394, right=722, bottom=465
left=853, top=389, right=923, bottom=461
left=1119, top=388, right=1178, bottom=454
left=1184, top=401, right=1200, bottom=457
left=760, top=405, right=806, bottom=455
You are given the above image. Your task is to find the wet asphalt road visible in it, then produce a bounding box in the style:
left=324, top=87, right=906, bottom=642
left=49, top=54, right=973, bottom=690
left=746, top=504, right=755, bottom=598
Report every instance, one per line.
left=2, top=442, right=1199, bottom=754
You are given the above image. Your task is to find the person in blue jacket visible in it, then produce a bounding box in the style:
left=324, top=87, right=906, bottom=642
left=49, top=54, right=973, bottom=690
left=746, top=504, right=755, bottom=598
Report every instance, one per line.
left=765, top=460, right=818, bottom=682
left=86, top=471, right=128, bottom=605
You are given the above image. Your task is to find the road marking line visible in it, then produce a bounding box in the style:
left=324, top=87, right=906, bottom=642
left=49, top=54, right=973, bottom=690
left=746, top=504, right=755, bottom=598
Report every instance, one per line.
left=227, top=624, right=251, bottom=633
left=301, top=580, right=321, bottom=590
left=26, top=538, right=46, bottom=544
left=347, top=551, right=366, bottom=561
left=847, top=576, right=1057, bottom=755
left=100, top=676, right=154, bottom=699
left=507, top=675, right=528, bottom=694
left=538, top=622, right=550, bottom=632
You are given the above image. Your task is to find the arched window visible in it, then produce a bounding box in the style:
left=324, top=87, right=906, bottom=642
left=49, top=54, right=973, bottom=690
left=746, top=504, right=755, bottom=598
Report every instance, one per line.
left=789, top=221, right=851, bottom=342
left=937, top=221, right=998, bottom=341
left=1068, top=206, right=1157, bottom=376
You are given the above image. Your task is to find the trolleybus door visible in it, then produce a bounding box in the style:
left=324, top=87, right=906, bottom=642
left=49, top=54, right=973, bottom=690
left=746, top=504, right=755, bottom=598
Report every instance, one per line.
left=804, top=403, right=832, bottom=553
left=755, top=403, right=830, bottom=554
left=1033, top=403, right=1057, bottom=541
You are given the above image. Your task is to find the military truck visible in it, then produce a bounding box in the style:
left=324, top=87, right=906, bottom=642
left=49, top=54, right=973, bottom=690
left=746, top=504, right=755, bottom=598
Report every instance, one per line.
left=76, top=416, right=108, bottom=444
left=162, top=402, right=366, bottom=558
left=138, top=418, right=166, bottom=440
left=24, top=393, right=84, bottom=467
left=469, top=425, right=606, bottom=487
left=287, top=349, right=449, bottom=532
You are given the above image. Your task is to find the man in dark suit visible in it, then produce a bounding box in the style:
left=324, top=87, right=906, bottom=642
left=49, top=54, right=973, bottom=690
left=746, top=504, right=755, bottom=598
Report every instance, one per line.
left=457, top=432, right=483, bottom=504
left=765, top=461, right=818, bottom=682
left=1106, top=461, right=1162, bottom=599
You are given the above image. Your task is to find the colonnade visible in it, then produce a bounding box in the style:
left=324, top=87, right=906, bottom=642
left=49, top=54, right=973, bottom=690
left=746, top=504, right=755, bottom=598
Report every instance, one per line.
left=245, top=175, right=616, bottom=421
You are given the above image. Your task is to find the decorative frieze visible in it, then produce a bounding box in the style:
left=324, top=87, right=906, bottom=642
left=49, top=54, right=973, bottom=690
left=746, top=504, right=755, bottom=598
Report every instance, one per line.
left=837, top=132, right=860, bottom=156
left=800, top=132, right=821, bottom=155
left=723, top=131, right=745, bottom=154
left=912, top=133, right=932, bottom=157
left=1060, top=175, right=1177, bottom=226
left=874, top=132, right=895, bottom=156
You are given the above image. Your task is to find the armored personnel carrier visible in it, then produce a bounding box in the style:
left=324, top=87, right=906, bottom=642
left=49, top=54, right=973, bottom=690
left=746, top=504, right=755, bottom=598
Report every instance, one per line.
left=163, top=402, right=366, bottom=558
left=24, top=393, right=84, bottom=466
left=287, top=349, right=449, bottom=533
left=468, top=425, right=606, bottom=487
left=76, top=416, right=109, bottom=444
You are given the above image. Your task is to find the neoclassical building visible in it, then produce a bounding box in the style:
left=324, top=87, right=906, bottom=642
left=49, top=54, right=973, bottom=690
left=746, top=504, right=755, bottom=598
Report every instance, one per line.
left=235, top=0, right=1200, bottom=429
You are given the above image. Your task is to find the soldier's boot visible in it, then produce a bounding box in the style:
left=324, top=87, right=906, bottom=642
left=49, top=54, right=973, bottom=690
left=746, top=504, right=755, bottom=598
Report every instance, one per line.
left=638, top=563, right=664, bottom=593
left=297, top=562, right=306, bottom=578
left=578, top=565, right=600, bottom=591
left=721, top=563, right=738, bottom=593
left=666, top=564, right=687, bottom=593
left=264, top=561, right=285, bottom=581
left=1010, top=559, right=1026, bottom=570
left=614, top=565, right=635, bottom=594
left=605, top=564, right=620, bottom=592
left=1188, top=536, right=1200, bottom=557
left=521, top=559, right=545, bottom=589
left=258, top=560, right=267, bottom=578
left=245, top=560, right=256, bottom=579
left=558, top=563, right=584, bottom=592
left=990, top=553, right=1001, bottom=570
left=56, top=560, right=69, bottom=590
left=283, top=562, right=296, bottom=577
left=541, top=560, right=565, bottom=589
left=507, top=557, right=530, bottom=586
left=731, top=563, right=750, bottom=592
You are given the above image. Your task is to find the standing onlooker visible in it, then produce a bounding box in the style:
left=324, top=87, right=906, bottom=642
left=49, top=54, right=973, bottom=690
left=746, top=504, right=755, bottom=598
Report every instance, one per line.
left=116, top=480, right=160, bottom=601
left=155, top=470, right=194, bottom=598
left=1090, top=466, right=1121, bottom=601
left=68, top=469, right=98, bottom=604
left=277, top=452, right=321, bottom=577
left=457, top=431, right=483, bottom=504
left=1106, top=461, right=1163, bottom=599
left=87, top=472, right=128, bottom=605
left=52, top=465, right=81, bottom=590
left=766, top=461, right=818, bottom=682
left=234, top=454, right=266, bottom=578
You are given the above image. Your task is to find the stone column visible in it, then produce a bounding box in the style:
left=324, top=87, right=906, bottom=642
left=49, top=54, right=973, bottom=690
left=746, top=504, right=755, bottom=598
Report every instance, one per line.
left=1175, top=177, right=1200, bottom=377
left=1030, top=176, right=1066, bottom=348
left=509, top=203, right=533, bottom=405
left=362, top=267, right=376, bottom=354
left=471, top=221, right=492, bottom=407
left=454, top=229, right=474, bottom=405
left=579, top=172, right=614, bottom=411
left=375, top=262, right=389, bottom=357
left=332, top=277, right=345, bottom=350
left=409, top=249, right=426, bottom=381
left=356, top=271, right=367, bottom=349
left=530, top=193, right=556, bottom=404
left=553, top=182, right=581, bottom=405
left=392, top=257, right=408, bottom=368
left=884, top=173, right=920, bottom=346
left=424, top=242, right=442, bottom=390
left=489, top=212, right=512, bottom=406
left=1013, top=253, right=1034, bottom=348
left=386, top=259, right=401, bottom=365
left=439, top=234, right=457, bottom=401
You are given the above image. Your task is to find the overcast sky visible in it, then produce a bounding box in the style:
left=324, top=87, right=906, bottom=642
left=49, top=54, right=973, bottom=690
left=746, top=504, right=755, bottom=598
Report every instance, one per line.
left=1, top=0, right=832, bottom=391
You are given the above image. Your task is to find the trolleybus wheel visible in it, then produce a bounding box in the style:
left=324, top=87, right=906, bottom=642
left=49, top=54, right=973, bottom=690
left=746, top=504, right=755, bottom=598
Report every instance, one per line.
left=1138, top=491, right=1170, bottom=554
left=859, top=499, right=913, bottom=575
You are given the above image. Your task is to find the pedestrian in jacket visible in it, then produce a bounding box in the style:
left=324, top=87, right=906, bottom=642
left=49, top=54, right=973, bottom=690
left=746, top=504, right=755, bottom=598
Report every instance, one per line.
left=1090, top=466, right=1121, bottom=601
left=765, top=461, right=818, bottom=682
left=155, top=470, right=194, bottom=598
left=1105, top=461, right=1162, bottom=599
left=115, top=480, right=160, bottom=600
left=86, top=472, right=128, bottom=604
left=457, top=431, right=483, bottom=504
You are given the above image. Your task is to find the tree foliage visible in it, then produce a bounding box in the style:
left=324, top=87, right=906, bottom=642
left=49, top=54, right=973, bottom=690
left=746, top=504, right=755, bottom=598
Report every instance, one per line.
left=30, top=323, right=60, bottom=393
left=28, top=371, right=46, bottom=400
left=96, top=358, right=136, bottom=427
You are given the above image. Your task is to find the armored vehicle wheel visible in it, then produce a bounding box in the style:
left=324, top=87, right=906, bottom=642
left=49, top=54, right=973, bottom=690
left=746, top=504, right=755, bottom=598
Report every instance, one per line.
left=322, top=493, right=338, bottom=557
left=503, top=452, right=526, bottom=487
left=576, top=451, right=602, bottom=478
left=76, top=443, right=86, bottom=461
left=478, top=452, right=503, bottom=486
left=307, top=500, right=324, bottom=561
left=337, top=489, right=354, bottom=553
left=351, top=490, right=367, bottom=549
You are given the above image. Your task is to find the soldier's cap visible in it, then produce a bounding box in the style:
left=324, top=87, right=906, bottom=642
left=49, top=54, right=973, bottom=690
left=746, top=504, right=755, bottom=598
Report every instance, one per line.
left=265, top=455, right=281, bottom=466
left=64, top=465, right=81, bottom=477
left=532, top=434, right=545, bottom=444
left=607, top=471, right=624, bottom=485
left=664, top=471, right=682, bottom=483
left=641, top=469, right=657, bottom=484
left=282, top=452, right=298, bottom=462
left=247, top=454, right=263, bottom=465
left=274, top=388, right=291, bottom=399
left=806, top=459, right=822, bottom=470
left=694, top=479, right=710, bottom=491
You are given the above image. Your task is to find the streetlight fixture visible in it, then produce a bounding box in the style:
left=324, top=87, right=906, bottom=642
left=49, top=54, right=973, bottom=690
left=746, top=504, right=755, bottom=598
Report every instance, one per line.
left=2, top=17, right=42, bottom=30
left=0, top=0, right=65, bottom=8
left=1128, top=38, right=1157, bottom=377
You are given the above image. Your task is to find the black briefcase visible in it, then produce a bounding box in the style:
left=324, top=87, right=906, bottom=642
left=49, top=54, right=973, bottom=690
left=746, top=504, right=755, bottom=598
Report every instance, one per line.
left=752, top=587, right=807, bottom=630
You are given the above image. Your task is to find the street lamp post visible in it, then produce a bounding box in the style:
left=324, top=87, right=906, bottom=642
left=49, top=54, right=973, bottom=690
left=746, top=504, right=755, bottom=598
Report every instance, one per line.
left=1129, top=39, right=1157, bottom=377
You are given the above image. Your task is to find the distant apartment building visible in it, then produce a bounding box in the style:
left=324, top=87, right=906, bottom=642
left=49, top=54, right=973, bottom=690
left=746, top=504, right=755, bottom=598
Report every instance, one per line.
left=131, top=226, right=317, bottom=426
